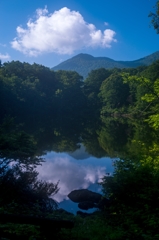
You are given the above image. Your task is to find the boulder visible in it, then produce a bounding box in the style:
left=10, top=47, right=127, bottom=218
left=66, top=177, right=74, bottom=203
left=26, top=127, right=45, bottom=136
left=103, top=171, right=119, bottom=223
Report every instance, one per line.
left=68, top=189, right=110, bottom=211
left=68, top=189, right=102, bottom=203
left=78, top=201, right=96, bottom=210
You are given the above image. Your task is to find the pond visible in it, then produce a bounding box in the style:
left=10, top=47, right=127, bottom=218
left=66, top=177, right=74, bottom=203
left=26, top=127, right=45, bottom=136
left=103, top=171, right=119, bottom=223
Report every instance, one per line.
left=2, top=110, right=156, bottom=215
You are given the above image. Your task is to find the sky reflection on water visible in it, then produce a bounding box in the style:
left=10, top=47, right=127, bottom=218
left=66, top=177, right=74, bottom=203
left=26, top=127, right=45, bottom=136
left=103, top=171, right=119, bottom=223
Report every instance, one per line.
left=37, top=146, right=115, bottom=214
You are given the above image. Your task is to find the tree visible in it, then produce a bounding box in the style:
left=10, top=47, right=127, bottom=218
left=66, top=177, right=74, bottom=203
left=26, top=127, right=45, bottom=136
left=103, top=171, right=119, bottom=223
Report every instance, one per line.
left=149, top=0, right=159, bottom=33
left=99, top=73, right=130, bottom=114
left=83, top=68, right=113, bottom=115
left=55, top=70, right=85, bottom=114
left=122, top=64, right=159, bottom=128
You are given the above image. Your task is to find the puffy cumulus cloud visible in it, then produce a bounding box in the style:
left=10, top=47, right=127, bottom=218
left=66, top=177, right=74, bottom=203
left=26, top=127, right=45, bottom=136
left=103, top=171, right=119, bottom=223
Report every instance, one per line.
left=0, top=53, right=10, bottom=60
left=11, top=7, right=117, bottom=56
left=37, top=152, right=107, bottom=202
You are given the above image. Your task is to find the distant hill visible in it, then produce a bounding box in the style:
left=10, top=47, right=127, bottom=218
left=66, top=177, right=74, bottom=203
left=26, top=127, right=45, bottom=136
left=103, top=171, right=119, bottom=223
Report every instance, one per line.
left=52, top=51, right=159, bottom=79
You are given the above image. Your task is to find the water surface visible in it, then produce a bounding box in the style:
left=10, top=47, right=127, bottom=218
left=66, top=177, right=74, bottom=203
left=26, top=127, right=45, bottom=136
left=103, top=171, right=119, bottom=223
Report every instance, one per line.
left=37, top=144, right=115, bottom=214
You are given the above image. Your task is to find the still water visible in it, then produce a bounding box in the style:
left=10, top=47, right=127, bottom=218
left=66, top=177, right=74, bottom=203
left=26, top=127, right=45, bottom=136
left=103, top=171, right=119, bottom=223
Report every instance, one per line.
left=37, top=144, right=115, bottom=214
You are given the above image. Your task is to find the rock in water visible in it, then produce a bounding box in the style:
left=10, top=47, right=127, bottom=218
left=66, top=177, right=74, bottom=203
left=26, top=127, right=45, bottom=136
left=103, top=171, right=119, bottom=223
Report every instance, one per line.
left=78, top=201, right=96, bottom=210
left=68, top=189, right=102, bottom=203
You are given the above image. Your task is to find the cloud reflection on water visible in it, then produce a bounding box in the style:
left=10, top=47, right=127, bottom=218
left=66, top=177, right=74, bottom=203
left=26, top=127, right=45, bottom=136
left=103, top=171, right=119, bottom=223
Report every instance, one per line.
left=37, top=151, right=114, bottom=203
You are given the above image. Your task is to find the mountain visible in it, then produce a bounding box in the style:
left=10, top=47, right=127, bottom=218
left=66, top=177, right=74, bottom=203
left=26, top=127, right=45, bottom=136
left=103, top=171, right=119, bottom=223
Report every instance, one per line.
left=52, top=51, right=159, bottom=79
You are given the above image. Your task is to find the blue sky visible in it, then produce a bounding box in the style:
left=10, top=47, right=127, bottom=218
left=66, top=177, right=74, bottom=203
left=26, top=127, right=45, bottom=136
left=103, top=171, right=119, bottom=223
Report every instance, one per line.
left=0, top=0, right=158, bottom=68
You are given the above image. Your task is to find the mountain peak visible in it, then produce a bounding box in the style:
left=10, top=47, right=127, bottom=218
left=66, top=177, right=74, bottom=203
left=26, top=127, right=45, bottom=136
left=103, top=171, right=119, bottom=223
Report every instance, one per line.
left=52, top=51, right=159, bottom=79
left=73, top=53, right=94, bottom=60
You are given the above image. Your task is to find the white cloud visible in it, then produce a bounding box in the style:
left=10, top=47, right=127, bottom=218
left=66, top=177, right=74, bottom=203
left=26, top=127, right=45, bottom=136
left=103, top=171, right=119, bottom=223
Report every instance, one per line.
left=36, top=5, right=48, bottom=17
left=0, top=53, right=10, bottom=60
left=11, top=7, right=117, bottom=56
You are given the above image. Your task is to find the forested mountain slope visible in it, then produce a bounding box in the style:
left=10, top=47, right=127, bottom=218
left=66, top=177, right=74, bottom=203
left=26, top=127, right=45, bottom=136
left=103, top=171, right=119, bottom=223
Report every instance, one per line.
left=52, top=51, right=159, bottom=79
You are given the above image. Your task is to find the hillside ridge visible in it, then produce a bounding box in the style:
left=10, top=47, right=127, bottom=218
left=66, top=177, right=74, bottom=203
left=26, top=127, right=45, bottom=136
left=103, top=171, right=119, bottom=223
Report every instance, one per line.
left=52, top=51, right=159, bottom=79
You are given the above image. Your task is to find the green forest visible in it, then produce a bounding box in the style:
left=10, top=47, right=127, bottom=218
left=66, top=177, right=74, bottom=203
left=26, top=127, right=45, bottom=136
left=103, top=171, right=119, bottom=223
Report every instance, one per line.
left=1, top=59, right=159, bottom=126
left=1, top=3, right=159, bottom=238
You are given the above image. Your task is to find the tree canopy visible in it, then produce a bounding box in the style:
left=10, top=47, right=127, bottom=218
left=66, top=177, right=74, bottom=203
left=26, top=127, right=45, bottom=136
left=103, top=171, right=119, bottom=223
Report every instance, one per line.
left=149, top=0, right=159, bottom=33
